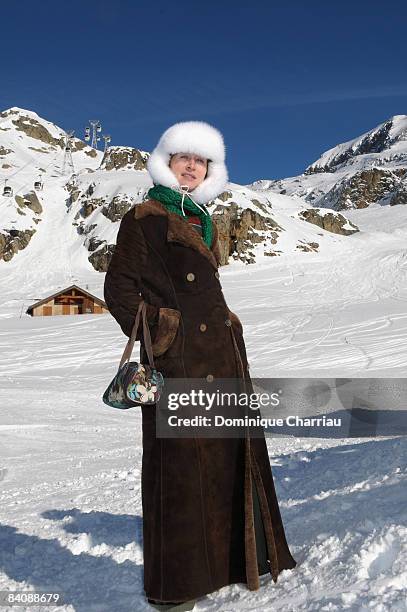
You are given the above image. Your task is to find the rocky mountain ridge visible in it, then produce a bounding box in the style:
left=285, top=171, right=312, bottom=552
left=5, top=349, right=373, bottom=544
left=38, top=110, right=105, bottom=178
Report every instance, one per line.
left=250, top=114, right=407, bottom=211
left=0, top=106, right=359, bottom=276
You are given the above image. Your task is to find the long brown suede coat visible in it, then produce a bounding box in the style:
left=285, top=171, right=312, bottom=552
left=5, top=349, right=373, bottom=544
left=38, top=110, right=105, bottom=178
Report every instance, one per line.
left=103, top=199, right=297, bottom=603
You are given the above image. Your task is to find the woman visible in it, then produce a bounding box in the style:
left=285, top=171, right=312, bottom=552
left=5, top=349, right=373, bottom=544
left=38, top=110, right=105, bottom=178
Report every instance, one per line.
left=104, top=121, right=296, bottom=610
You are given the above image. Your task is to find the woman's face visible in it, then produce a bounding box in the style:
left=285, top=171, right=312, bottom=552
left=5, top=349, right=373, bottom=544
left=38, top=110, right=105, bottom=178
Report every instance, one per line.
left=169, top=152, right=208, bottom=191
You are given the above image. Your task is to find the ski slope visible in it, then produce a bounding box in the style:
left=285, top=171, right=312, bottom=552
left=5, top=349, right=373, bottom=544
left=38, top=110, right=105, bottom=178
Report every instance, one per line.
left=0, top=108, right=406, bottom=611
left=1, top=202, right=406, bottom=611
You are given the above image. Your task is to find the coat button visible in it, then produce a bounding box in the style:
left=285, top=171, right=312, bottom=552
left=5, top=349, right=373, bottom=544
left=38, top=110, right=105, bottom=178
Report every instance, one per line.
left=225, top=318, right=232, bottom=327
left=186, top=272, right=195, bottom=282
left=199, top=323, right=207, bottom=332
left=206, top=374, right=214, bottom=383
left=214, top=271, right=220, bottom=279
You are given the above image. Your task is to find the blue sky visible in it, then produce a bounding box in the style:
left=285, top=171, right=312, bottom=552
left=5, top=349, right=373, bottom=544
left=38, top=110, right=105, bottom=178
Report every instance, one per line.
left=1, top=0, right=407, bottom=184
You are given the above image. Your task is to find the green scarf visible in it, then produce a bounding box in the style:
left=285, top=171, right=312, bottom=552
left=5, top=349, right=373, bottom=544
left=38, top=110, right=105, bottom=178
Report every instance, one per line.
left=147, top=184, right=213, bottom=248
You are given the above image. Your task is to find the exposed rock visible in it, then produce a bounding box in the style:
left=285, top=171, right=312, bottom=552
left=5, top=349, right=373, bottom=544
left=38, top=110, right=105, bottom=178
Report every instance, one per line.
left=28, top=146, right=50, bottom=153
left=100, top=146, right=149, bottom=171
left=66, top=184, right=81, bottom=204
left=298, top=208, right=359, bottom=235
left=0, top=146, right=12, bottom=155
left=296, top=241, right=319, bottom=252
left=390, top=180, right=407, bottom=205
left=274, top=165, right=407, bottom=210
left=70, top=140, right=97, bottom=157
left=75, top=196, right=105, bottom=219
left=2, top=164, right=12, bottom=169
left=261, top=115, right=407, bottom=211
left=0, top=228, right=36, bottom=262
left=77, top=222, right=97, bottom=236
left=11, top=115, right=62, bottom=147
left=0, top=110, right=19, bottom=117
left=87, top=236, right=104, bottom=252
left=321, top=168, right=407, bottom=210
left=101, top=195, right=133, bottom=222
left=88, top=244, right=115, bottom=272
left=15, top=191, right=43, bottom=215
left=217, top=190, right=233, bottom=202
left=212, top=202, right=282, bottom=265
left=71, top=140, right=86, bottom=151
left=86, top=183, right=96, bottom=197
left=250, top=198, right=270, bottom=214
left=305, top=119, right=394, bottom=174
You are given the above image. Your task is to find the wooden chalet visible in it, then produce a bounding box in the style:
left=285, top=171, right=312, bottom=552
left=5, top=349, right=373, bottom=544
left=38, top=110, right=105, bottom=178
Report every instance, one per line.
left=26, top=284, right=109, bottom=317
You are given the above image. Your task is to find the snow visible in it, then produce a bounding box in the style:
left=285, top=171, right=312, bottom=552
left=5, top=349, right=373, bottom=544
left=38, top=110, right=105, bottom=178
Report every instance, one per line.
left=306, top=114, right=407, bottom=173
left=248, top=114, right=407, bottom=211
left=0, top=108, right=406, bottom=611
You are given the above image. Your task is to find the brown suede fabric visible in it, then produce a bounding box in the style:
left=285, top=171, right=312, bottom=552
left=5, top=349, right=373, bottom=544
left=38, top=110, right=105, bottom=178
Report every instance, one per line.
left=103, top=199, right=297, bottom=602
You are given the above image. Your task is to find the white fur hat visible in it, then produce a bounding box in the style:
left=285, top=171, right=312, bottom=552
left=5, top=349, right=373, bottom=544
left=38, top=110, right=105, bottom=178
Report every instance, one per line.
left=146, top=121, right=228, bottom=204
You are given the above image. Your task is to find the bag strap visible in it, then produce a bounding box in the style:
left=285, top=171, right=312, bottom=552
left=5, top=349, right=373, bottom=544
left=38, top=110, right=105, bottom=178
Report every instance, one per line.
left=119, top=301, right=156, bottom=369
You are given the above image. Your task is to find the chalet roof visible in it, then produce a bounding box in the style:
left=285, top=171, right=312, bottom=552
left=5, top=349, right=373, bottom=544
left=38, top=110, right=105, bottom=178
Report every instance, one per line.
left=26, top=284, right=107, bottom=313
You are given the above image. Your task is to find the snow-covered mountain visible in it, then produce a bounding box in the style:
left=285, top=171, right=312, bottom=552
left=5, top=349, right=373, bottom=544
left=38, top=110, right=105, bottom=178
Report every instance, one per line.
left=250, top=114, right=407, bottom=210
left=0, top=106, right=359, bottom=317
left=0, top=107, right=102, bottom=260
left=1, top=110, right=407, bottom=611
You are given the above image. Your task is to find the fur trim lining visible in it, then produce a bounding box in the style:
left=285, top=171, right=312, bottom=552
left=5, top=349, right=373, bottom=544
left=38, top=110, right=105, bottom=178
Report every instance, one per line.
left=134, top=199, right=221, bottom=270
left=244, top=436, right=260, bottom=591
left=152, top=308, right=181, bottom=357
left=146, top=121, right=228, bottom=205
left=251, top=450, right=280, bottom=584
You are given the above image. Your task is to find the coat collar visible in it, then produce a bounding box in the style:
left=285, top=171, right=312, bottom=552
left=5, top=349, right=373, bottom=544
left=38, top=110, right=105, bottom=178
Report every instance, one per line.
left=134, top=198, right=221, bottom=270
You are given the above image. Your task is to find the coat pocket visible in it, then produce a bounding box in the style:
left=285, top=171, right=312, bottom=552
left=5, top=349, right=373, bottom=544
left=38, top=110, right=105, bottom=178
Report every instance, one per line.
left=151, top=307, right=181, bottom=357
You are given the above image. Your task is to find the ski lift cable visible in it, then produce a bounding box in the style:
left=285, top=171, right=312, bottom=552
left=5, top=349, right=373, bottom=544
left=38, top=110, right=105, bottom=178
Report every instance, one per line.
left=0, top=127, right=80, bottom=193
left=2, top=130, right=67, bottom=182
left=1, top=150, right=58, bottom=189
left=0, top=151, right=63, bottom=205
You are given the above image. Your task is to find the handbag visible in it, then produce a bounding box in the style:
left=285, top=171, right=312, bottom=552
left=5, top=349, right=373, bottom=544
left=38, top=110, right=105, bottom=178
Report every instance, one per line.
left=103, top=301, right=164, bottom=409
